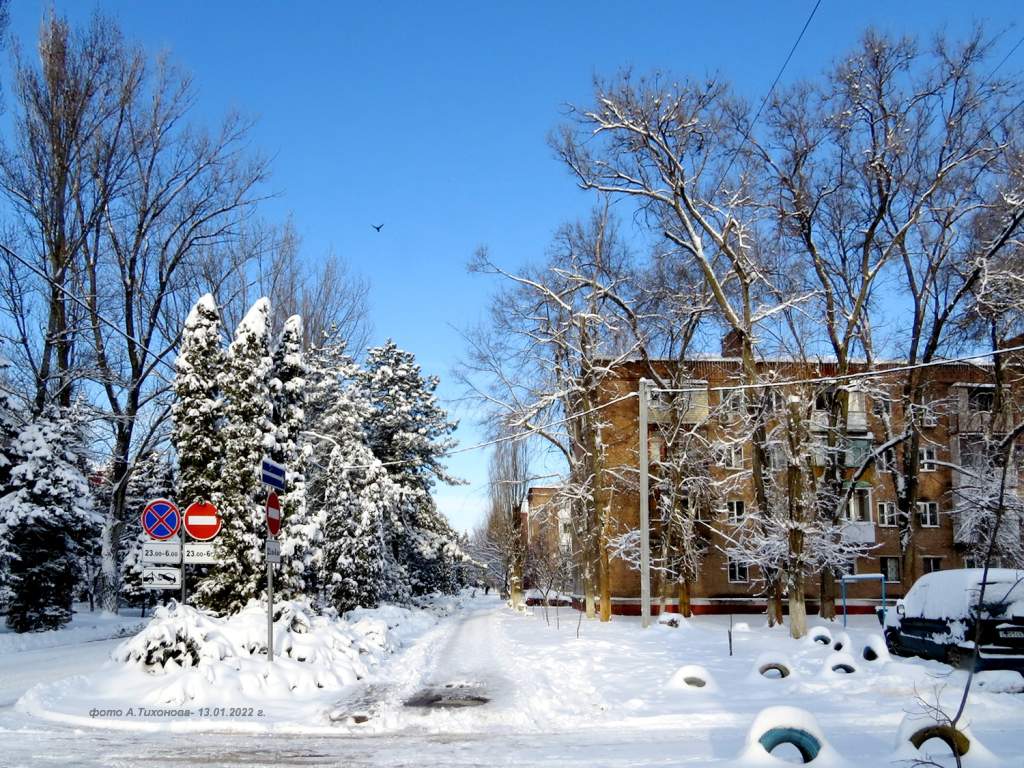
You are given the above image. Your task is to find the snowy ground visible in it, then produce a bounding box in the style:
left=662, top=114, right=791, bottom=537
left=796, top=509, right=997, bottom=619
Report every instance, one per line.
left=2, top=596, right=1022, bottom=767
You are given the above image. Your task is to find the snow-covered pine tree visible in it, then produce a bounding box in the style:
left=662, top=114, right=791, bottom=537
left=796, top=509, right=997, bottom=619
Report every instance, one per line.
left=0, top=383, right=24, bottom=612
left=0, top=404, right=97, bottom=631
left=318, top=440, right=389, bottom=612
left=304, top=331, right=391, bottom=611
left=195, top=298, right=274, bottom=615
left=359, top=340, right=463, bottom=595
left=270, top=314, right=314, bottom=600
left=172, top=294, right=225, bottom=509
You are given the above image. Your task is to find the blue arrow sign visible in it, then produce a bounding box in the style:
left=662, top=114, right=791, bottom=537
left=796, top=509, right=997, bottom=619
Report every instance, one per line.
left=261, top=456, right=286, bottom=491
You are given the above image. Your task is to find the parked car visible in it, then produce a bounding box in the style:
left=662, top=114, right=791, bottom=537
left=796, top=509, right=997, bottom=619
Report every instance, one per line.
left=880, top=568, right=1024, bottom=672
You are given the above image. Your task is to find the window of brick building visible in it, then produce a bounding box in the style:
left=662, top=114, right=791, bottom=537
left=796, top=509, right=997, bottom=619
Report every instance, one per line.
left=726, top=499, right=745, bottom=524
left=917, top=501, right=939, bottom=527
left=918, top=447, right=937, bottom=472
left=877, top=446, right=896, bottom=473
left=879, top=557, right=901, bottom=583
left=714, top=444, right=743, bottom=469
left=845, top=438, right=873, bottom=468
left=728, top=558, right=749, bottom=583
left=923, top=556, right=943, bottom=574
left=877, top=501, right=897, bottom=527
left=871, top=396, right=892, bottom=418
left=967, top=386, right=994, bottom=413
left=845, top=488, right=871, bottom=522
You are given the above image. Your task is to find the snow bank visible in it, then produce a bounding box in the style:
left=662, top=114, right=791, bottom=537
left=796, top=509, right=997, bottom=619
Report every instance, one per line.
left=0, top=609, right=145, bottom=653
left=18, top=598, right=439, bottom=730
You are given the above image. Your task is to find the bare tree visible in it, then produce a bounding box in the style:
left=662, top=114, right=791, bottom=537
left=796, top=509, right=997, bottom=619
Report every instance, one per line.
left=0, top=12, right=134, bottom=412
left=555, top=74, right=807, bottom=624
left=483, top=437, right=530, bottom=606
left=462, top=205, right=642, bottom=621
left=259, top=218, right=372, bottom=352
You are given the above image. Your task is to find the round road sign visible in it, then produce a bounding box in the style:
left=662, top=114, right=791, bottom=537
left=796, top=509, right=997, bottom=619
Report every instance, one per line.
left=141, top=498, right=181, bottom=541
left=266, top=491, right=281, bottom=537
left=183, top=501, right=221, bottom=541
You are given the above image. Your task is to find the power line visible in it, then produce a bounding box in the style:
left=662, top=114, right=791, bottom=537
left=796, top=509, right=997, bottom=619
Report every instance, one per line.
left=320, top=342, right=1024, bottom=473
left=980, top=32, right=1024, bottom=89
left=0, top=242, right=177, bottom=375
left=718, top=0, right=822, bottom=186
left=308, top=390, right=641, bottom=471
left=651, top=343, right=1024, bottom=394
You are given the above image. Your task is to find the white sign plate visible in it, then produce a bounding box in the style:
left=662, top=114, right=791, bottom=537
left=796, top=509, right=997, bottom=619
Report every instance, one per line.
left=183, top=542, right=217, bottom=564
left=266, top=538, right=281, bottom=564
left=141, top=541, right=181, bottom=565
left=142, top=567, right=182, bottom=590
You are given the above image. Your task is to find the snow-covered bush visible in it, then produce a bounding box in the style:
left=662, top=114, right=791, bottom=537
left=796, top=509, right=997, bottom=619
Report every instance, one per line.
left=113, top=598, right=433, bottom=677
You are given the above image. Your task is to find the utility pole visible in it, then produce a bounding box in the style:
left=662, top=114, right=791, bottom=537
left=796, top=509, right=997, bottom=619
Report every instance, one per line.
left=639, top=377, right=651, bottom=628
left=266, top=540, right=274, bottom=663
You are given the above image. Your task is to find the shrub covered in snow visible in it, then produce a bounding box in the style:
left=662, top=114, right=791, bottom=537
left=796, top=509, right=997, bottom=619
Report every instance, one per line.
left=112, top=599, right=428, bottom=680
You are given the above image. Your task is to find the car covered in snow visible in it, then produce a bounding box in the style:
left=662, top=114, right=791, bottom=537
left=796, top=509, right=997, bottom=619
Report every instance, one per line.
left=882, top=568, right=1024, bottom=671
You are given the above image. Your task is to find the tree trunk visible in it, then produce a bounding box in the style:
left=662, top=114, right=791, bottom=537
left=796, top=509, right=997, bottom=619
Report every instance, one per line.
left=819, top=570, right=836, bottom=620
left=766, top=577, right=784, bottom=627
left=789, top=578, right=807, bottom=639
left=678, top=579, right=692, bottom=618
left=901, top=545, right=917, bottom=593
left=584, top=565, right=596, bottom=619
left=598, top=540, right=612, bottom=622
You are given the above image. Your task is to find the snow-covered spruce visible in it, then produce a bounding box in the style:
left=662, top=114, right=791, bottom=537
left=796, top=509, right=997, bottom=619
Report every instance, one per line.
left=172, top=293, right=226, bottom=511
left=0, top=403, right=97, bottom=631
left=359, top=341, right=465, bottom=596
left=195, top=299, right=275, bottom=614
left=270, top=314, right=314, bottom=601
left=304, top=333, right=390, bottom=612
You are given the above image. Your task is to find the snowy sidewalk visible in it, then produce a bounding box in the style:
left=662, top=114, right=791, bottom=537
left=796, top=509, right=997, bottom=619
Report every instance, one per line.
left=3, top=597, right=1024, bottom=766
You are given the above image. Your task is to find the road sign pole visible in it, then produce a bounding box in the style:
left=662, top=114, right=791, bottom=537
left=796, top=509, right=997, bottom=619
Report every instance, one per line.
left=639, top=378, right=651, bottom=629
left=267, top=538, right=274, bottom=664
left=181, top=547, right=187, bottom=605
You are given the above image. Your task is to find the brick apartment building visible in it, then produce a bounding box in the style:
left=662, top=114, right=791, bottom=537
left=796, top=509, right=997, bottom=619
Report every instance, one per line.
left=527, top=346, right=1023, bottom=616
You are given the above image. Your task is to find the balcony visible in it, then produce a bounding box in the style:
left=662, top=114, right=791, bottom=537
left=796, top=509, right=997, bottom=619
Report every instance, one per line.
left=840, top=521, right=876, bottom=544
left=847, top=409, right=868, bottom=433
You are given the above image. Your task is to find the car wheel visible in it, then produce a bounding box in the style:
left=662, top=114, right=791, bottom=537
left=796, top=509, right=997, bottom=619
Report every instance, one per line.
left=946, top=646, right=968, bottom=670
left=885, top=629, right=906, bottom=656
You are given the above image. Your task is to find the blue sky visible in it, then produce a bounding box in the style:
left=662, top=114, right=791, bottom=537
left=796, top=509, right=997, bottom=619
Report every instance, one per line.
left=7, top=2, right=1022, bottom=533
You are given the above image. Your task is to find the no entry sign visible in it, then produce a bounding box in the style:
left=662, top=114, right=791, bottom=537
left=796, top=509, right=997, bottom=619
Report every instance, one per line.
left=141, top=498, right=181, bottom=541
left=266, top=491, right=281, bottom=537
left=183, top=501, right=221, bottom=541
